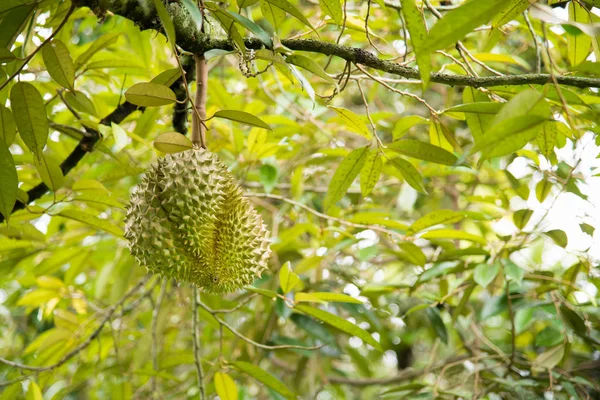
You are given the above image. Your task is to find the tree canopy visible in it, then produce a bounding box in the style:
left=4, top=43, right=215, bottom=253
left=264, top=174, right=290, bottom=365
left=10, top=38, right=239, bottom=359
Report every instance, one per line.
left=1, top=0, right=600, bottom=399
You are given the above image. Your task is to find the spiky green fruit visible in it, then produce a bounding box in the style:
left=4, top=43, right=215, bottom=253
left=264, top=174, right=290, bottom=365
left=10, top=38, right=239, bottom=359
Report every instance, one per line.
left=124, top=149, right=271, bottom=293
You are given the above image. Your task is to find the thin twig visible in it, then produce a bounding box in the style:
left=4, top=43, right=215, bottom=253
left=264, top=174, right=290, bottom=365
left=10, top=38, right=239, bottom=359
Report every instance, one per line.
left=191, top=286, right=206, bottom=400
left=151, top=280, right=168, bottom=396
left=506, top=283, right=516, bottom=368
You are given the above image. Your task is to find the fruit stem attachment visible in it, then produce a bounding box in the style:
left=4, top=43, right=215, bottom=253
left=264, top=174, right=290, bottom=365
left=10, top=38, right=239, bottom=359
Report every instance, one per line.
left=192, top=54, right=208, bottom=149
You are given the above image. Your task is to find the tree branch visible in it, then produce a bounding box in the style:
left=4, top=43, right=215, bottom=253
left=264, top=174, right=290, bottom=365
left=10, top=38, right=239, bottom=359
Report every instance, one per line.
left=74, top=0, right=600, bottom=89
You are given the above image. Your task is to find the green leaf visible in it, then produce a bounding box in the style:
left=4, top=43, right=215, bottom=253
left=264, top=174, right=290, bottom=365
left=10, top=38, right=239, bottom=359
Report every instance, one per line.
left=111, top=122, right=129, bottom=153
left=231, top=361, right=296, bottom=400
left=125, top=82, right=177, bottom=107
left=214, top=372, right=238, bottom=400
left=393, top=115, right=428, bottom=140
left=398, top=242, right=427, bottom=266
left=41, top=39, right=74, bottom=90
left=425, top=307, right=448, bottom=344
left=409, top=210, right=464, bottom=234
left=64, top=91, right=97, bottom=117
left=492, top=0, right=531, bottom=28
left=294, top=304, right=382, bottom=351
left=560, top=305, right=586, bottom=334
left=260, top=0, right=286, bottom=33
left=246, top=286, right=278, bottom=299
left=423, top=0, right=509, bottom=52
left=388, top=157, right=426, bottom=193
left=536, top=326, right=563, bottom=347
left=536, top=179, right=552, bottom=203
left=420, top=229, right=487, bottom=245
left=515, top=307, right=534, bottom=334
left=462, top=88, right=494, bottom=144
left=513, top=209, right=533, bottom=230
left=0, top=139, right=17, bottom=223
left=504, top=260, right=524, bottom=284
left=33, top=154, right=64, bottom=191
left=153, top=132, right=193, bottom=153
left=567, top=2, right=592, bottom=67
left=401, top=0, right=431, bottom=87
left=535, top=345, right=564, bottom=369
left=328, top=106, right=372, bottom=140
left=0, top=105, right=16, bottom=146
left=359, top=151, right=382, bottom=197
left=323, top=146, right=370, bottom=210
left=58, top=209, right=124, bottom=236
left=260, top=164, right=278, bottom=193
left=227, top=11, right=273, bottom=49
left=9, top=82, right=48, bottom=157
left=473, top=262, right=500, bottom=288
left=153, top=0, right=176, bottom=44
left=264, top=0, right=315, bottom=32
left=387, top=140, right=457, bottom=166
left=72, top=179, right=108, bottom=193
left=279, top=261, right=300, bottom=294
left=307, top=292, right=362, bottom=304
left=580, top=223, right=595, bottom=236
left=180, top=0, right=203, bottom=31
left=285, top=54, right=336, bottom=85
left=536, top=121, right=557, bottom=159
left=26, top=380, right=43, bottom=400
left=319, top=0, right=342, bottom=25
left=74, top=33, right=121, bottom=70
left=151, top=68, right=182, bottom=86
left=213, top=110, right=272, bottom=130
left=544, top=229, right=568, bottom=248
left=473, top=115, right=548, bottom=158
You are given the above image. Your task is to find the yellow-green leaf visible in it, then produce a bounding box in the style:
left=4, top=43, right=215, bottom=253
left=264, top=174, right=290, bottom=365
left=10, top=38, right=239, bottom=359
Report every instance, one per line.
left=420, top=229, right=487, bottom=245
left=0, top=105, right=17, bottom=145
left=294, top=304, right=382, bottom=351
left=513, top=209, right=533, bottom=230
left=153, top=132, right=193, bottom=153
left=231, top=361, right=296, bottom=400
left=151, top=68, right=182, bottom=86
left=474, top=262, right=500, bottom=288
left=125, top=82, right=177, bottom=107
left=213, top=110, right=272, bottom=130
left=36, top=276, right=65, bottom=289
left=279, top=261, right=300, bottom=294
left=286, top=54, right=336, bottom=85
left=42, top=39, right=74, bottom=90
left=64, top=91, right=97, bottom=117
left=0, top=139, right=17, bottom=223
left=537, top=122, right=557, bottom=159
left=17, top=289, right=59, bottom=307
left=401, top=0, right=431, bottom=88
left=153, top=0, right=176, bottom=44
left=264, top=0, right=315, bottom=32
left=328, top=106, right=371, bottom=140
left=388, top=139, right=457, bottom=166
left=545, top=229, right=568, bottom=248
left=74, top=33, right=120, bottom=70
left=72, top=179, right=108, bottom=193
left=319, top=0, right=342, bottom=25
left=214, top=372, right=238, bottom=400
left=309, top=292, right=363, bottom=304
left=26, top=380, right=43, bottom=400
left=33, top=154, right=64, bottom=191
left=58, top=209, right=124, bottom=236
left=10, top=82, right=48, bottom=157
left=359, top=151, right=381, bottom=197
left=567, top=2, right=592, bottom=67
left=409, top=210, right=465, bottom=234
left=388, top=157, right=426, bottom=193
left=323, top=146, right=370, bottom=210
left=535, top=345, right=564, bottom=369
left=536, top=179, right=552, bottom=203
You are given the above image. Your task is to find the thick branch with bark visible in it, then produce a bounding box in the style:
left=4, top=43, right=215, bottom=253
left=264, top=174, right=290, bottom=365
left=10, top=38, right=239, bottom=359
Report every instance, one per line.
left=75, top=0, right=600, bottom=89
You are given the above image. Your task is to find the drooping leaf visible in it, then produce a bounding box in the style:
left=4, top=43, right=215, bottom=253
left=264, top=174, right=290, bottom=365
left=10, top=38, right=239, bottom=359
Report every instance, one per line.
left=214, top=372, right=238, bottom=400
left=0, top=139, right=17, bottom=223
left=125, top=82, right=177, bottom=107
left=58, top=209, right=124, bottom=236
left=151, top=68, right=182, bottom=86
left=420, top=229, right=487, bottom=245
left=26, top=380, right=43, bottom=400
left=33, top=154, right=64, bottom=191
left=328, top=106, right=372, bottom=140
left=286, top=54, right=336, bottom=85
left=535, top=179, right=552, bottom=203
left=323, top=146, right=370, bottom=210
left=0, top=105, right=16, bottom=146
left=537, top=121, right=557, bottom=159
left=227, top=10, right=273, bottom=49
left=279, top=261, right=301, bottom=294
left=10, top=82, right=48, bottom=157
left=513, top=209, right=533, bottom=230
left=305, top=292, right=362, bottom=304
left=535, top=345, right=564, bottom=369
left=401, top=0, right=431, bottom=87
left=294, top=304, right=382, bottom=351
left=473, top=262, right=500, bottom=288
left=492, top=0, right=531, bottom=28
left=64, top=91, right=98, bottom=117
left=213, top=110, right=272, bottom=130
left=409, top=210, right=464, bottom=234
left=388, top=140, right=457, bottom=166
left=388, top=157, right=426, bottom=193
left=319, top=0, right=342, bottom=25
left=231, top=361, right=296, bottom=400
left=180, top=0, right=203, bottom=31
left=153, top=132, right=194, bottom=153
left=359, top=151, right=382, bottom=197
left=153, top=0, right=176, bottom=44
left=567, top=2, right=592, bottom=67
left=41, top=39, right=74, bottom=90
left=264, top=0, right=315, bottom=32
left=74, top=33, right=121, bottom=69
left=425, top=307, right=448, bottom=344
left=544, top=229, right=568, bottom=248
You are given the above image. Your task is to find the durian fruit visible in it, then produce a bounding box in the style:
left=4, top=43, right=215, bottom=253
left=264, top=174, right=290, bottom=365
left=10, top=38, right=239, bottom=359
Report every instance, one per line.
left=124, top=149, right=271, bottom=293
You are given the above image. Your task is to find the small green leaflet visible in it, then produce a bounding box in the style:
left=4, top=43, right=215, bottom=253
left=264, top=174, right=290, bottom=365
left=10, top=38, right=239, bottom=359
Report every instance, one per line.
left=279, top=261, right=300, bottom=294
left=33, top=154, right=64, bottom=191
left=567, top=2, right=592, bottom=67
left=153, top=132, right=193, bottom=153
left=214, top=372, right=238, bottom=400
left=537, top=122, right=557, bottom=159
left=359, top=151, right=381, bottom=197
left=473, top=262, right=500, bottom=288
left=42, top=39, right=74, bottom=90
left=58, top=209, right=124, bottom=236
left=420, top=229, right=487, bottom=245
left=286, top=54, right=336, bottom=85
left=323, top=146, right=369, bottom=210
left=425, top=307, right=448, bottom=344
left=74, top=33, right=121, bottom=70
left=423, top=0, right=509, bottom=52
left=398, top=242, right=426, bottom=266
left=401, top=0, right=431, bottom=88
left=180, top=0, right=203, bottom=31
left=213, top=110, right=272, bottom=130
left=408, top=209, right=464, bottom=234
left=492, top=0, right=531, bottom=28
left=319, top=0, right=342, bottom=25
left=231, top=361, right=296, bottom=400
left=260, top=0, right=286, bottom=33
left=26, top=380, right=43, bottom=400
left=264, top=0, right=315, bottom=32
left=294, top=304, right=382, bottom=351
left=535, top=345, right=564, bottom=370
left=152, top=0, right=176, bottom=44
left=0, top=139, right=18, bottom=223
left=388, top=157, right=426, bottom=193
left=125, top=82, right=177, bottom=107
left=298, top=292, right=362, bottom=304
left=151, top=68, right=182, bottom=86
left=513, top=209, right=533, bottom=230
left=462, top=87, right=493, bottom=144
left=536, top=179, right=552, bottom=203
left=328, top=106, right=371, bottom=139
left=10, top=82, right=48, bottom=158
left=388, top=140, right=457, bottom=166
left=64, top=91, right=98, bottom=117
left=545, top=229, right=568, bottom=248
left=227, top=11, right=273, bottom=49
